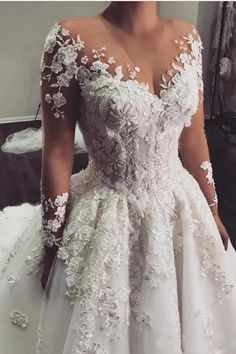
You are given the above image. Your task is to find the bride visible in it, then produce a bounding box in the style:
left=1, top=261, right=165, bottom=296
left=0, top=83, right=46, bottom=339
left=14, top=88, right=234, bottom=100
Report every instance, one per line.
left=1, top=2, right=236, bottom=353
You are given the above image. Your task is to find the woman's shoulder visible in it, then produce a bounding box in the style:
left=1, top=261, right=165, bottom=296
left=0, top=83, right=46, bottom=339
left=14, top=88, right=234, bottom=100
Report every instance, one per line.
left=172, top=19, right=201, bottom=43
left=56, top=15, right=99, bottom=38
left=166, top=18, right=198, bottom=37
left=160, top=17, right=202, bottom=52
left=155, top=16, right=201, bottom=51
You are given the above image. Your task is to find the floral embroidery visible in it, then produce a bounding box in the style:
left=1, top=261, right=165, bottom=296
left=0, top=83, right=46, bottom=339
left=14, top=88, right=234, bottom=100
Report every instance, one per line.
left=200, top=160, right=218, bottom=207
left=40, top=185, right=69, bottom=248
left=200, top=161, right=215, bottom=185
left=126, top=62, right=141, bottom=80
left=108, top=56, right=115, bottom=64
left=7, top=274, right=21, bottom=286
left=32, top=21, right=236, bottom=353
left=90, top=343, right=109, bottom=354
left=40, top=21, right=204, bottom=125
left=25, top=246, right=44, bottom=275
left=36, top=328, right=43, bottom=354
left=10, top=310, right=29, bottom=329
left=199, top=243, right=234, bottom=303
left=134, top=310, right=151, bottom=330
left=175, top=26, right=204, bottom=103
left=40, top=22, right=85, bottom=119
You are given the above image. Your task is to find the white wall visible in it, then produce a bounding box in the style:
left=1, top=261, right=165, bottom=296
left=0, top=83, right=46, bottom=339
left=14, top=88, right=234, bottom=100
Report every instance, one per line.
left=0, top=1, right=109, bottom=122
left=159, top=1, right=199, bottom=26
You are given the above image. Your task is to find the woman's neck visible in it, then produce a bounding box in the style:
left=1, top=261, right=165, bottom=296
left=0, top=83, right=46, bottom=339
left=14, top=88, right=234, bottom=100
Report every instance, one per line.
left=101, top=1, right=160, bottom=36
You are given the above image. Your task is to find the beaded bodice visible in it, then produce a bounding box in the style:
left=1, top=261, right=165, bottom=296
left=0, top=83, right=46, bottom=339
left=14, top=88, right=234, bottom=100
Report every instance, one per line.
left=40, top=22, right=204, bottom=195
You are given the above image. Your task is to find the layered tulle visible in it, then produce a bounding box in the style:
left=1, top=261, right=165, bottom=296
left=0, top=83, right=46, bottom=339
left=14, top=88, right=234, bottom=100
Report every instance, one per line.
left=0, top=204, right=43, bottom=353
left=1, top=166, right=236, bottom=353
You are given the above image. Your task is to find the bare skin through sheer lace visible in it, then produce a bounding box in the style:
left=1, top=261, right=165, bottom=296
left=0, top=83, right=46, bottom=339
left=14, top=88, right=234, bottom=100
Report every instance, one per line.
left=39, top=16, right=222, bottom=255
left=44, top=15, right=203, bottom=101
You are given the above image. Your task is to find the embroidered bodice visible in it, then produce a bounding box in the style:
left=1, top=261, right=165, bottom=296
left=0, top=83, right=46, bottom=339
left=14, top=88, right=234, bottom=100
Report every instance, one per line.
left=39, top=20, right=218, bottom=251
left=40, top=21, right=204, bottom=197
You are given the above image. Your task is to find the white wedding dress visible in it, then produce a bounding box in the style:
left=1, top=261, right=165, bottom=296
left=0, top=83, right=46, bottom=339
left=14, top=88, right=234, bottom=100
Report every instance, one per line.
left=1, top=20, right=236, bottom=354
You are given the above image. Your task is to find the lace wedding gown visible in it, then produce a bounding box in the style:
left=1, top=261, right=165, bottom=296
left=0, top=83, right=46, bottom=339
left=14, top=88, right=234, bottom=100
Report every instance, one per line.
left=1, top=20, right=236, bottom=354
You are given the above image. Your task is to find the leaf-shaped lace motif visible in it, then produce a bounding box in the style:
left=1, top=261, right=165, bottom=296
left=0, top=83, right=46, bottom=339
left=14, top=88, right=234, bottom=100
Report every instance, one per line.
left=40, top=21, right=204, bottom=113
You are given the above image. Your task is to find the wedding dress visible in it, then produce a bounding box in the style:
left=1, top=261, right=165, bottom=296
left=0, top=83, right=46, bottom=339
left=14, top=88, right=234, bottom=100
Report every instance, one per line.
left=1, top=20, right=236, bottom=354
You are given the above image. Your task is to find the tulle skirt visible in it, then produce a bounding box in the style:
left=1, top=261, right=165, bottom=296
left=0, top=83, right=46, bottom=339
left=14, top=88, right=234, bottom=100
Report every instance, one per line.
left=1, top=166, right=236, bottom=354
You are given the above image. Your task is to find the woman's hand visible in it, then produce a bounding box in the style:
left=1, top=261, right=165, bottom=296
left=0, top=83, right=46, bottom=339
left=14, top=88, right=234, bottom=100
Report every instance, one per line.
left=212, top=213, right=229, bottom=251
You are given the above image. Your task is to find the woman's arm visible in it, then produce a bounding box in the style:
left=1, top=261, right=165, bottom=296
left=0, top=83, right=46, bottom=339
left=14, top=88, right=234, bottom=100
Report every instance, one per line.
left=179, top=96, right=229, bottom=251
left=178, top=27, right=229, bottom=250
left=179, top=25, right=217, bottom=215
left=40, top=21, right=80, bottom=261
left=178, top=99, right=218, bottom=215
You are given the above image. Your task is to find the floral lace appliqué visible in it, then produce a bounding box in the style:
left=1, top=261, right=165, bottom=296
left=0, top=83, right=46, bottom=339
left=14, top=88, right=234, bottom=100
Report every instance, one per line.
left=40, top=21, right=204, bottom=124
left=40, top=22, right=85, bottom=119
left=40, top=186, right=69, bottom=247
left=7, top=274, right=21, bottom=286
left=200, top=160, right=218, bottom=207
left=10, top=310, right=29, bottom=329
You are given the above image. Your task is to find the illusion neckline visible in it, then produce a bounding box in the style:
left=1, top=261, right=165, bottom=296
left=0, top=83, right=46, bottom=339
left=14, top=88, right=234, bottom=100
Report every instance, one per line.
left=54, top=21, right=200, bottom=103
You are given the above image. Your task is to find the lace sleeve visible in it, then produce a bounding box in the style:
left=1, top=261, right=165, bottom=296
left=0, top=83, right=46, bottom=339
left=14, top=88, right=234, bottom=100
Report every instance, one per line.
left=199, top=161, right=218, bottom=208
left=39, top=22, right=82, bottom=251
left=194, top=28, right=204, bottom=105
left=193, top=29, right=218, bottom=208
left=179, top=26, right=218, bottom=215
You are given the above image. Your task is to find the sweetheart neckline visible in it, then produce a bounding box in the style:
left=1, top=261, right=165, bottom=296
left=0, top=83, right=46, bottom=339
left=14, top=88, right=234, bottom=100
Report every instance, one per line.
left=41, top=22, right=203, bottom=120
left=54, top=21, right=201, bottom=103
left=100, top=63, right=184, bottom=103
left=77, top=58, right=192, bottom=107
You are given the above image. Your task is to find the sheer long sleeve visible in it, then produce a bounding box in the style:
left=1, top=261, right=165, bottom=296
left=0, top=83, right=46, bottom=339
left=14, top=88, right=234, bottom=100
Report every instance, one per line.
left=179, top=28, right=218, bottom=215
left=39, top=22, right=82, bottom=250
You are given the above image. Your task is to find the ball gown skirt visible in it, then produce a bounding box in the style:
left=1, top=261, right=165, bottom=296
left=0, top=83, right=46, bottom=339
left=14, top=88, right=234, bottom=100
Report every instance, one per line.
left=1, top=160, right=236, bottom=354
